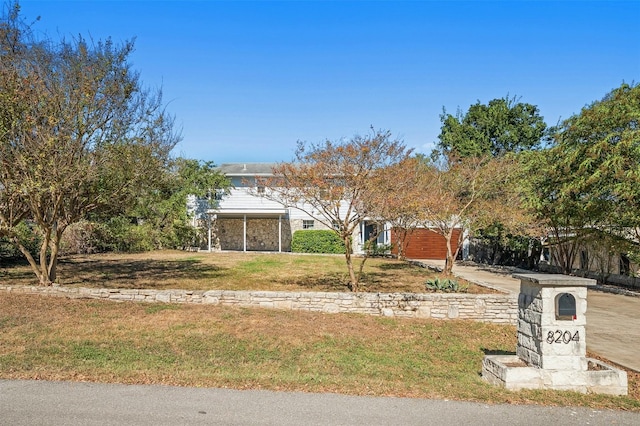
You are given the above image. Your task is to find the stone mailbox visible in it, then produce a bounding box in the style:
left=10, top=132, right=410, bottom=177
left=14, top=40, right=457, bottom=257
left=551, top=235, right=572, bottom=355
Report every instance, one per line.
left=482, top=273, right=627, bottom=395
left=516, top=274, right=590, bottom=371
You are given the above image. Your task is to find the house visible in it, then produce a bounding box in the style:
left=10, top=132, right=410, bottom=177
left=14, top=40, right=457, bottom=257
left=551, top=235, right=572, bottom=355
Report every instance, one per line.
left=202, top=163, right=389, bottom=254
left=196, top=162, right=456, bottom=260
left=543, top=231, right=640, bottom=289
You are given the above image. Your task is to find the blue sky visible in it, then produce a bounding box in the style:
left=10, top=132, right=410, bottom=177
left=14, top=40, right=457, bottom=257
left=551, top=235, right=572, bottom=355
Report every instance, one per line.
left=16, top=1, right=640, bottom=164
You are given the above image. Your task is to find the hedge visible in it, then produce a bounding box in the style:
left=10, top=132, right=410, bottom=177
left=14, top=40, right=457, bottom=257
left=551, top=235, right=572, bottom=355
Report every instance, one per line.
left=291, top=230, right=347, bottom=254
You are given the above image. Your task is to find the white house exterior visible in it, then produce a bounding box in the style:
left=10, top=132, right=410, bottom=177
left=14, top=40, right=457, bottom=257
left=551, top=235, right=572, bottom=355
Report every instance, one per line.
left=203, top=163, right=389, bottom=254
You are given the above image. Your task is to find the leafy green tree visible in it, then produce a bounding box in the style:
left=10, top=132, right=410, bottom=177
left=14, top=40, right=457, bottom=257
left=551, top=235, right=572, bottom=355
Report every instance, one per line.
left=435, top=96, right=548, bottom=269
left=520, top=146, right=600, bottom=274
left=125, top=158, right=230, bottom=250
left=437, top=96, right=547, bottom=158
left=524, top=83, right=640, bottom=273
left=0, top=3, right=179, bottom=284
left=555, top=83, right=640, bottom=233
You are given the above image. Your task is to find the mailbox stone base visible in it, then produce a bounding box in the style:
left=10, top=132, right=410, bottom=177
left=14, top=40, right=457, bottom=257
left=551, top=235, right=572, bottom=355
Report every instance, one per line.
left=482, top=273, right=628, bottom=395
left=482, top=355, right=628, bottom=395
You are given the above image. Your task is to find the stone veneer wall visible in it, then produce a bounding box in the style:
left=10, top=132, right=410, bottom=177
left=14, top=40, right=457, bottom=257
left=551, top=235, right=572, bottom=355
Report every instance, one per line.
left=0, top=285, right=517, bottom=324
left=217, top=218, right=292, bottom=251
left=516, top=282, right=589, bottom=370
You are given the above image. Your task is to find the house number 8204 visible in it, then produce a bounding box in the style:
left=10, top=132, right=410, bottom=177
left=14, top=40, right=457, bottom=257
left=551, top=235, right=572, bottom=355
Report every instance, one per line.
left=546, top=330, right=579, bottom=344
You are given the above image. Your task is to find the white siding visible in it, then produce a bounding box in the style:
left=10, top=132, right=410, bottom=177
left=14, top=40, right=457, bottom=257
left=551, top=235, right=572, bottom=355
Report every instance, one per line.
left=216, top=188, right=287, bottom=212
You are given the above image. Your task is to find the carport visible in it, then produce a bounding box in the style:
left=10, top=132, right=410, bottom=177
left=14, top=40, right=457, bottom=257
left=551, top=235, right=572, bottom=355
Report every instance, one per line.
left=206, top=208, right=289, bottom=252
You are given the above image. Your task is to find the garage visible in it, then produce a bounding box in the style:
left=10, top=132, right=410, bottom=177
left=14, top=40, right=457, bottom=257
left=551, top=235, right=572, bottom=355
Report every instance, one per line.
left=391, top=228, right=462, bottom=260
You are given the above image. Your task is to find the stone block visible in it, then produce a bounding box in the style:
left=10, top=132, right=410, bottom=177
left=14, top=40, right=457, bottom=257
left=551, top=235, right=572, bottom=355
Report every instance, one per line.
left=447, top=305, right=459, bottom=319
left=416, top=306, right=431, bottom=318
left=323, top=303, right=340, bottom=314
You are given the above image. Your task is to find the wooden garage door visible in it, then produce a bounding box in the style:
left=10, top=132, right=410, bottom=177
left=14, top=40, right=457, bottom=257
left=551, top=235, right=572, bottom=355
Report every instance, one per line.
left=391, top=228, right=461, bottom=260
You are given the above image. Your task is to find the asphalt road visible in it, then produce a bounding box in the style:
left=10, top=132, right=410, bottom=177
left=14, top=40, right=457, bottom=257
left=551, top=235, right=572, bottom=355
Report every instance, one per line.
left=2, top=380, right=639, bottom=426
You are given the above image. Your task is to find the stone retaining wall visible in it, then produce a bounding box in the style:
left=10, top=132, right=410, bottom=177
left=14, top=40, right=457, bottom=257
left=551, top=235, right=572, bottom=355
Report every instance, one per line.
left=0, top=285, right=517, bottom=324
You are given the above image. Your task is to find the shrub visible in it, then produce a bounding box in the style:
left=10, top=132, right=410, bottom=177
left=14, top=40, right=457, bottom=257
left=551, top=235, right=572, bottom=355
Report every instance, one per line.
left=364, top=241, right=393, bottom=257
left=60, top=220, right=113, bottom=254
left=0, top=222, right=42, bottom=260
left=425, top=277, right=468, bottom=293
left=291, top=230, right=346, bottom=254
left=100, top=216, right=158, bottom=252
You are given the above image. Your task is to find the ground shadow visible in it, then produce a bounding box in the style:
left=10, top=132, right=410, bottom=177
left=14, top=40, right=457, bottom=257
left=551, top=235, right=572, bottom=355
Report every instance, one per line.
left=376, top=262, right=412, bottom=271
left=481, top=347, right=516, bottom=356
left=289, top=273, right=352, bottom=292
left=58, top=257, right=228, bottom=289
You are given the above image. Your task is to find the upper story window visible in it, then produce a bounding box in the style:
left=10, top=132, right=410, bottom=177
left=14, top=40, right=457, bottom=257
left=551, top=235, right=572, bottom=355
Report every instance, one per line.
left=303, top=220, right=315, bottom=229
left=257, top=186, right=265, bottom=195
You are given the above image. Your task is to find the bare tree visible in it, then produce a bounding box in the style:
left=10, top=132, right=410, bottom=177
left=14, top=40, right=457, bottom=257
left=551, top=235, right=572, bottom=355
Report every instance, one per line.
left=420, top=155, right=530, bottom=275
left=259, top=129, right=410, bottom=291
left=364, top=156, right=426, bottom=260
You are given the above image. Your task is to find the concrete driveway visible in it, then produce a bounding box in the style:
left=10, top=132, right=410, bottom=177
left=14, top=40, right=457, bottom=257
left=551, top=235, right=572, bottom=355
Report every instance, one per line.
left=420, top=260, right=640, bottom=372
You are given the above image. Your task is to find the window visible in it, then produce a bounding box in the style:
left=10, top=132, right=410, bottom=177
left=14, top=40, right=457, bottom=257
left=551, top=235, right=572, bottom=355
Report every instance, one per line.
left=303, top=220, right=315, bottom=229
left=256, top=186, right=265, bottom=195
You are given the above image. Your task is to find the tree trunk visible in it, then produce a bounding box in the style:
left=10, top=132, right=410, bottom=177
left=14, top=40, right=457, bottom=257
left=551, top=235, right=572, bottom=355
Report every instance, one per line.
left=13, top=225, right=57, bottom=286
left=444, top=228, right=464, bottom=276
left=47, top=227, right=64, bottom=283
left=444, top=231, right=455, bottom=276
left=12, top=236, right=45, bottom=284
left=343, top=236, right=358, bottom=292
left=550, top=226, right=577, bottom=275
left=38, top=228, right=51, bottom=284
left=395, top=228, right=408, bottom=260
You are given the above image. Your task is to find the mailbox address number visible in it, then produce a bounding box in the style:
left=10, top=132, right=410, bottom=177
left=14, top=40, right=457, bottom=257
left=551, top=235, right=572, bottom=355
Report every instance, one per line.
left=546, top=330, right=580, bottom=344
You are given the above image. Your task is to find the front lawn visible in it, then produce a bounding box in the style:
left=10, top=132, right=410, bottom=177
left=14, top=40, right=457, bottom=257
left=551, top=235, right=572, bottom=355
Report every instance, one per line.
left=1, top=250, right=492, bottom=294
left=0, top=293, right=637, bottom=410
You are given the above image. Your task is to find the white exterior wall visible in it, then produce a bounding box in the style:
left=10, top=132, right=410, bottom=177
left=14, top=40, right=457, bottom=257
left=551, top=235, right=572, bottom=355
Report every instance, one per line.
left=216, top=187, right=290, bottom=213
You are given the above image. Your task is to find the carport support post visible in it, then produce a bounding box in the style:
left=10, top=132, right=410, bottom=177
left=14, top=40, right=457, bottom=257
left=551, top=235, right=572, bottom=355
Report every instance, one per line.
left=243, top=214, right=247, bottom=252
left=207, top=214, right=212, bottom=252
left=278, top=215, right=282, bottom=253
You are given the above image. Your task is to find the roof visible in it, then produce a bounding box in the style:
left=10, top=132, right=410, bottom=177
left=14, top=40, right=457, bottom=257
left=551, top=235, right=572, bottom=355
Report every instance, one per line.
left=216, top=163, right=277, bottom=176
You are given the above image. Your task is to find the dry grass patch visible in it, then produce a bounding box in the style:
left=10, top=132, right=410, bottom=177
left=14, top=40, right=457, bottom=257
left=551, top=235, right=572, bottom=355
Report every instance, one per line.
left=0, top=293, right=638, bottom=410
left=1, top=250, right=494, bottom=294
